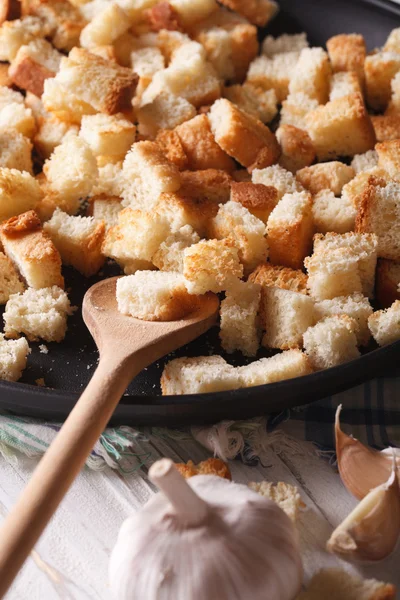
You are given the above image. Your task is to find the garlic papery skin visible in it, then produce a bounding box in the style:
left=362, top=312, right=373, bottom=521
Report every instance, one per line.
left=109, top=458, right=303, bottom=600
left=335, top=404, right=400, bottom=500
left=327, top=458, right=400, bottom=562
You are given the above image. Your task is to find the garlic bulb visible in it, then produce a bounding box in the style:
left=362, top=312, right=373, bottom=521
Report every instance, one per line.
left=327, top=454, right=400, bottom=562
left=335, top=404, right=400, bottom=499
left=109, top=458, right=302, bottom=600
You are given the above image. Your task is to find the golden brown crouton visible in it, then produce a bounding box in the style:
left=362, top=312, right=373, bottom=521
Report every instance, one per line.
left=137, top=91, right=196, bottom=138
left=155, top=129, right=188, bottom=170
left=180, top=169, right=232, bottom=204
left=0, top=0, right=20, bottom=24
left=329, top=70, right=363, bottom=101
left=365, top=52, right=400, bottom=111
left=218, top=0, right=278, bottom=27
left=9, top=55, right=54, bottom=98
left=0, top=64, right=11, bottom=87
left=248, top=263, right=308, bottom=295
left=230, top=181, right=278, bottom=223
left=371, top=114, right=400, bottom=142
left=326, top=33, right=366, bottom=84
left=376, top=258, right=400, bottom=309
left=25, top=0, right=85, bottom=51
left=376, top=139, right=400, bottom=180
left=175, top=458, right=231, bottom=480
left=246, top=52, right=299, bottom=103
left=296, top=162, right=355, bottom=196
left=145, top=1, right=182, bottom=32
left=223, top=83, right=277, bottom=124
left=276, top=125, right=315, bottom=174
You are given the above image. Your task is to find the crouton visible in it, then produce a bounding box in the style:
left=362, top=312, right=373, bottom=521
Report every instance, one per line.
left=175, top=458, right=231, bottom=480
left=297, top=568, right=396, bottom=600
left=232, top=169, right=251, bottom=182
left=239, top=349, right=311, bottom=388
left=9, top=39, right=62, bottom=97
left=276, top=125, right=315, bottom=173
left=26, top=0, right=85, bottom=52
left=89, top=195, right=122, bottom=230
left=131, top=46, right=165, bottom=97
left=266, top=191, right=314, bottom=270
left=137, top=92, right=196, bottom=138
left=42, top=77, right=97, bottom=124
left=279, top=91, right=319, bottom=130
left=288, top=47, right=331, bottom=104
left=0, top=102, right=35, bottom=139
left=209, top=200, right=268, bottom=274
left=262, top=32, right=308, bottom=57
left=168, top=0, right=217, bottom=26
left=156, top=28, right=190, bottom=61
left=208, top=98, right=280, bottom=169
left=79, top=113, right=136, bottom=158
left=329, top=71, right=363, bottom=101
left=0, top=210, right=63, bottom=289
left=248, top=263, right=308, bottom=295
left=0, top=0, right=20, bottom=24
left=388, top=70, right=400, bottom=113
left=154, top=129, right=188, bottom=170
left=34, top=116, right=79, bottom=160
left=0, top=64, right=11, bottom=88
left=0, top=15, right=50, bottom=61
left=296, top=162, right=355, bottom=196
left=116, top=271, right=200, bottom=322
left=220, top=279, right=260, bottom=356
left=304, top=315, right=360, bottom=370
left=246, top=52, right=299, bottom=102
left=0, top=168, right=41, bottom=221
left=260, top=286, right=315, bottom=350
left=351, top=150, right=378, bottom=174
left=252, top=164, right=303, bottom=200
left=217, top=0, right=278, bottom=27
left=384, top=27, right=400, bottom=53
left=223, top=84, right=277, bottom=124
left=0, top=251, right=24, bottom=304
left=312, top=190, right=356, bottom=234
left=314, top=293, right=372, bottom=346
left=368, top=300, right=400, bottom=346
left=175, top=114, right=235, bottom=172
left=56, top=48, right=138, bottom=115
left=249, top=480, right=305, bottom=522
left=230, top=181, right=278, bottom=223
left=371, top=114, right=400, bottom=142
left=4, top=285, right=72, bottom=342
left=121, top=140, right=181, bottom=210
left=91, top=160, right=124, bottom=199
left=356, top=178, right=400, bottom=261
left=376, top=139, right=400, bottom=180
left=80, top=4, right=130, bottom=49
left=365, top=52, right=400, bottom=111
left=376, top=258, right=400, bottom=308
left=305, top=93, right=376, bottom=161
left=145, top=1, right=182, bottom=32
left=161, top=355, right=241, bottom=395
left=326, top=34, right=366, bottom=84
left=0, top=129, right=32, bottom=173
left=180, top=168, right=232, bottom=203
left=152, top=224, right=199, bottom=272
left=43, top=136, right=98, bottom=215
left=183, top=238, right=243, bottom=294
left=0, top=333, right=29, bottom=382
left=341, top=167, right=388, bottom=210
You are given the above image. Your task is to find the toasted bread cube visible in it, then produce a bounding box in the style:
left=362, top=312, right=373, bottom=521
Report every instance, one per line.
left=296, top=162, right=355, bottom=196
left=154, top=129, right=188, bottom=170
left=137, top=92, right=196, bottom=138
left=0, top=64, right=11, bottom=88
left=131, top=46, right=165, bottom=94
left=341, top=166, right=388, bottom=210
left=371, top=114, right=400, bottom=143
left=79, top=113, right=136, bottom=158
left=144, top=1, right=182, bottom=32
left=180, top=168, right=232, bottom=204
left=289, top=47, right=331, bottom=104
left=297, top=568, right=396, bottom=600
left=388, top=70, right=400, bottom=113
left=314, top=293, right=372, bottom=346
left=351, top=150, right=378, bottom=174
left=248, top=263, right=308, bottom=294
left=223, top=83, right=277, bottom=124
left=376, top=139, right=400, bottom=180
left=276, top=125, right=315, bottom=174
left=262, top=32, right=308, bottom=57
left=91, top=160, right=124, bottom=199
left=252, top=164, right=303, bottom=201
left=0, top=251, right=24, bottom=304
left=175, top=114, right=235, bottom=172
left=90, top=195, right=122, bottom=230
left=376, top=258, right=400, bottom=308
left=117, top=271, right=199, bottom=321
left=80, top=4, right=130, bottom=49
left=303, top=315, right=360, bottom=370
left=312, top=190, right=356, bottom=234
left=34, top=116, right=79, bottom=160
left=246, top=52, right=299, bottom=102
left=9, top=39, right=62, bottom=97
left=152, top=224, right=199, bottom=272
left=0, top=15, right=50, bottom=61
left=44, top=136, right=98, bottom=214
left=365, top=52, right=400, bottom=111
left=249, top=480, right=305, bottom=521
left=230, top=181, right=278, bottom=223
left=161, top=354, right=241, bottom=395
left=183, top=238, right=243, bottom=294
left=217, top=0, right=277, bottom=27
left=0, top=0, right=20, bottom=24
left=42, top=77, right=96, bottom=125
left=43, top=209, right=105, bottom=277
left=326, top=34, right=366, bottom=84
left=121, top=140, right=181, bottom=210
left=261, top=286, right=315, bottom=350
left=305, top=93, right=376, bottom=161
left=208, top=98, right=280, bottom=169
left=279, top=91, right=319, bottom=130
left=239, top=349, right=311, bottom=387
left=168, top=0, right=217, bottom=26
left=356, top=178, right=400, bottom=261
left=0, top=333, right=29, bottom=382
left=220, top=279, right=261, bottom=356
left=0, top=211, right=63, bottom=289
left=0, top=93, right=35, bottom=138
left=0, top=129, right=32, bottom=173
left=0, top=168, right=41, bottom=221
left=368, top=300, right=400, bottom=346
left=26, top=0, right=85, bottom=52
left=4, top=285, right=72, bottom=342
left=384, top=27, right=400, bottom=53
left=329, top=71, right=363, bottom=101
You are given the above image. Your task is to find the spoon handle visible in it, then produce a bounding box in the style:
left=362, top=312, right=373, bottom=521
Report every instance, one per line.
left=0, top=352, right=137, bottom=599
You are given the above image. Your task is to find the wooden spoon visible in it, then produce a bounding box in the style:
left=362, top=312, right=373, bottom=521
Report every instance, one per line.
left=0, top=276, right=219, bottom=598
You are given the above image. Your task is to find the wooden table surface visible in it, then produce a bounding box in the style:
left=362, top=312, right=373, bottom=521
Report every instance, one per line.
left=1, top=431, right=399, bottom=599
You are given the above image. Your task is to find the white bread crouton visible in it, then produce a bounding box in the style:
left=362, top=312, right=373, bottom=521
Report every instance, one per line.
left=183, top=238, right=243, bottom=294
left=160, top=355, right=241, bottom=395
left=80, top=4, right=130, bottom=49
left=368, top=300, right=400, bottom=346
left=262, top=32, right=308, bottom=56
left=43, top=209, right=105, bottom=277
left=249, top=480, right=305, bottom=522
left=0, top=168, right=42, bottom=221
left=155, top=129, right=188, bottom=170
left=376, top=258, right=400, bottom=308
left=208, top=98, right=280, bottom=169
left=326, top=34, right=366, bottom=84
left=248, top=263, right=308, bottom=295
left=329, top=71, right=362, bottom=101
left=296, top=162, right=355, bottom=196
left=365, top=52, right=400, bottom=111
left=9, top=38, right=62, bottom=97
left=388, top=70, right=400, bottom=114
left=0, top=129, right=32, bottom=173
left=260, top=286, right=315, bottom=350
left=252, top=164, right=303, bottom=201
left=0, top=251, right=24, bottom=304
left=351, top=150, right=378, bottom=174
left=0, top=333, right=29, bottom=382
left=314, top=293, right=373, bottom=346
left=384, top=27, right=400, bottom=53
left=305, top=93, right=376, bottom=161
left=152, top=225, right=200, bottom=272
left=288, top=47, right=331, bottom=104
left=312, top=190, right=356, bottom=234
left=223, top=84, right=278, bottom=124
left=246, top=52, right=299, bottom=102
left=91, top=160, right=124, bottom=198
left=0, top=16, right=50, bottom=61
left=341, top=167, right=388, bottom=210
left=168, top=0, right=217, bottom=26
left=90, top=195, right=122, bottom=230
left=220, top=280, right=261, bottom=356
left=131, top=47, right=165, bottom=96
left=79, top=113, right=136, bottom=158
left=34, top=116, right=79, bottom=160
left=116, top=271, right=200, bottom=322
left=209, top=200, right=268, bottom=274
left=375, top=139, right=400, bottom=180
left=0, top=102, right=35, bottom=138
left=276, top=125, right=315, bottom=174
left=137, top=92, right=196, bottom=138
left=266, top=191, right=314, bottom=270
left=230, top=181, right=278, bottom=223
left=279, top=91, right=319, bottom=130
left=217, top=0, right=277, bottom=27
left=303, top=315, right=360, bottom=370
left=26, top=0, right=86, bottom=52
left=4, top=285, right=72, bottom=342
left=297, top=568, right=396, bottom=600
left=239, top=349, right=312, bottom=388
left=0, top=85, right=23, bottom=109
left=0, top=211, right=64, bottom=290
left=371, top=114, right=400, bottom=142
left=42, top=77, right=96, bottom=124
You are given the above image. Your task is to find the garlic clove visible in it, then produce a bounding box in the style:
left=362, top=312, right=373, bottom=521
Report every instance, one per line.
left=335, top=404, right=400, bottom=499
left=327, top=454, right=400, bottom=562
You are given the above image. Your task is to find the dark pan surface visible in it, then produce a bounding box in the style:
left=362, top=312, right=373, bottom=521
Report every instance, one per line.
left=1, top=0, right=400, bottom=425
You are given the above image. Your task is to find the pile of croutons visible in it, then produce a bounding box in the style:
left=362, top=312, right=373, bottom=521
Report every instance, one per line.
left=0, top=0, right=398, bottom=393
